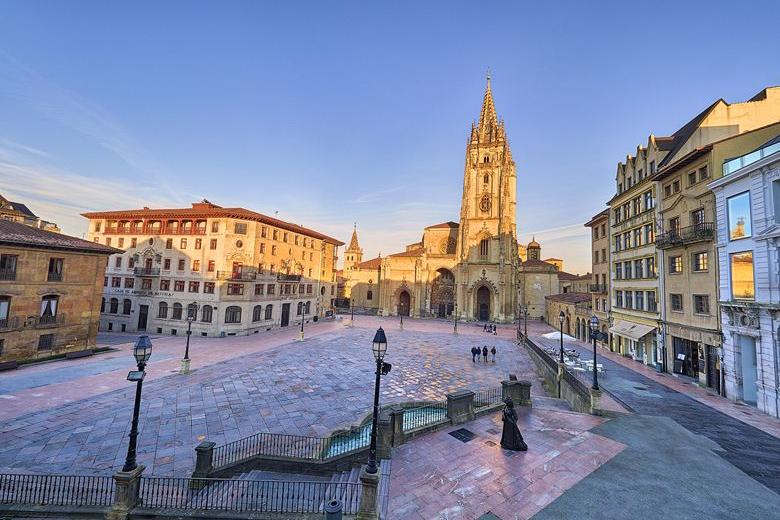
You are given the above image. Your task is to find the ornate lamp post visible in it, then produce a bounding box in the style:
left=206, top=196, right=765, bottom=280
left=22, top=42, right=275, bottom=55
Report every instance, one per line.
left=399, top=306, right=404, bottom=330
left=558, top=310, right=565, bottom=363
left=453, top=302, right=458, bottom=334
left=366, top=327, right=391, bottom=474
left=350, top=299, right=354, bottom=327
left=123, top=335, right=152, bottom=472
left=299, top=304, right=305, bottom=341
left=524, top=305, right=528, bottom=340
left=590, top=315, right=600, bottom=390
left=516, top=304, right=522, bottom=341
left=180, top=302, right=198, bottom=374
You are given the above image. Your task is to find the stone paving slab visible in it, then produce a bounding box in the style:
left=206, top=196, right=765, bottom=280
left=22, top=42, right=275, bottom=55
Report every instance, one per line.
left=0, top=319, right=539, bottom=476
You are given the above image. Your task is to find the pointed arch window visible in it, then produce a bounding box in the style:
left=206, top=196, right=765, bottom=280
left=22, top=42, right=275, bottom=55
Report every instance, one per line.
left=483, top=174, right=489, bottom=185
left=479, top=238, right=489, bottom=258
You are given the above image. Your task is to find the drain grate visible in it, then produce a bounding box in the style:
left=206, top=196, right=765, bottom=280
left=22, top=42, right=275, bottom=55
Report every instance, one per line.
left=486, top=428, right=500, bottom=435
left=449, top=428, right=476, bottom=443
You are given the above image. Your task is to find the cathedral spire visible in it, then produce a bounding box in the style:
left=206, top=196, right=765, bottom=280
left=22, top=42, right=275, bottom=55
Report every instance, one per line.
left=347, top=223, right=361, bottom=253
left=478, top=72, right=498, bottom=137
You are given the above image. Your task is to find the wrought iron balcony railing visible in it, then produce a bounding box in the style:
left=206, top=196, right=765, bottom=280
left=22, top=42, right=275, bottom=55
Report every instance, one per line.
left=34, top=313, right=66, bottom=328
left=277, top=273, right=302, bottom=282
left=0, top=268, right=16, bottom=281
left=133, top=267, right=161, bottom=276
left=0, top=316, right=20, bottom=330
left=655, top=222, right=714, bottom=249
left=589, top=284, right=608, bottom=293
left=217, top=268, right=258, bottom=281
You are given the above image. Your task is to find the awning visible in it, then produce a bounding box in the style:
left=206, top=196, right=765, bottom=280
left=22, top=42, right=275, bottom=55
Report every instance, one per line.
left=609, top=320, right=655, bottom=341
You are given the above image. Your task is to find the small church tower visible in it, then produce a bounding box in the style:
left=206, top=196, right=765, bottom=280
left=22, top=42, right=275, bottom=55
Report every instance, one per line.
left=344, top=224, right=363, bottom=270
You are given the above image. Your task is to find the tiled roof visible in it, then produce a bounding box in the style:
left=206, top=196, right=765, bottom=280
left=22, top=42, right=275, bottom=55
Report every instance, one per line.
left=7, top=201, right=37, bottom=218
left=0, top=220, right=121, bottom=255
left=520, top=259, right=557, bottom=270
left=545, top=292, right=591, bottom=304
left=425, top=221, right=459, bottom=229
left=390, top=247, right=425, bottom=258
left=657, top=99, right=722, bottom=168
left=82, top=201, right=344, bottom=246
left=557, top=271, right=579, bottom=280
left=357, top=257, right=382, bottom=269
left=584, top=209, right=609, bottom=227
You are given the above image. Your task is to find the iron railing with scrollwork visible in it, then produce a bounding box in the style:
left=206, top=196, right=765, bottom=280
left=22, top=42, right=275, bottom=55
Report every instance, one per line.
left=656, top=223, right=714, bottom=249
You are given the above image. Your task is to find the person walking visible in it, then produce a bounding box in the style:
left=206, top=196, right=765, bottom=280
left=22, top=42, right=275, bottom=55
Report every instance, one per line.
left=491, top=346, right=496, bottom=363
left=482, top=345, right=489, bottom=363
left=483, top=323, right=488, bottom=332
left=471, top=346, right=478, bottom=363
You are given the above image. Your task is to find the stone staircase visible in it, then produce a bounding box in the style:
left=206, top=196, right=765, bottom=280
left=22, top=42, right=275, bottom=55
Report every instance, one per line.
left=318, top=465, right=363, bottom=512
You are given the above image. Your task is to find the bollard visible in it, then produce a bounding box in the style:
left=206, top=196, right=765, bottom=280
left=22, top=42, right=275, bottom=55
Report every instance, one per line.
left=325, top=498, right=343, bottom=519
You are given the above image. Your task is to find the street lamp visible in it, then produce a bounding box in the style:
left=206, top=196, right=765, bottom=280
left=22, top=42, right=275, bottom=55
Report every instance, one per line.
left=123, top=335, right=153, bottom=472
left=453, top=302, right=458, bottom=334
left=590, top=315, right=600, bottom=390
left=399, top=305, right=404, bottom=330
left=524, top=306, right=528, bottom=340
left=180, top=302, right=198, bottom=374
left=366, top=327, right=391, bottom=474
left=350, top=299, right=354, bottom=327
left=558, top=311, right=565, bottom=363
left=299, top=304, right=306, bottom=341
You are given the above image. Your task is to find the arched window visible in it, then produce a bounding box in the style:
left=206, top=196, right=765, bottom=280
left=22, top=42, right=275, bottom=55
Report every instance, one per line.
left=100, top=297, right=105, bottom=313
left=225, top=306, right=242, bottom=324
left=264, top=305, right=273, bottom=320
left=252, top=305, right=263, bottom=322
left=483, top=174, right=489, bottom=185
left=305, top=301, right=311, bottom=314
left=367, top=290, right=373, bottom=301
left=483, top=155, right=489, bottom=163
left=172, top=303, right=183, bottom=320
left=201, top=305, right=213, bottom=323
left=122, top=299, right=132, bottom=315
left=158, top=302, right=168, bottom=318
left=297, top=302, right=303, bottom=315
left=109, top=298, right=119, bottom=314
left=479, top=238, right=489, bottom=258
left=187, top=303, right=198, bottom=320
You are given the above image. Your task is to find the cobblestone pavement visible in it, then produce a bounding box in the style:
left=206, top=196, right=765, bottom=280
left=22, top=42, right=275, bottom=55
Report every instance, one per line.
left=527, top=320, right=780, bottom=494
left=0, top=318, right=538, bottom=476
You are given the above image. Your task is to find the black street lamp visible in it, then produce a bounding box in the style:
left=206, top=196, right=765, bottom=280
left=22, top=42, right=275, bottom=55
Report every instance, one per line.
left=399, top=305, right=404, bottom=330
left=366, top=327, right=390, bottom=474
left=123, top=335, right=153, bottom=472
left=180, top=302, right=198, bottom=374
left=524, top=306, right=528, bottom=340
left=453, top=302, right=458, bottom=334
left=350, top=299, right=354, bottom=327
left=299, top=304, right=306, bottom=341
left=590, top=315, right=600, bottom=390
left=558, top=311, right=565, bottom=363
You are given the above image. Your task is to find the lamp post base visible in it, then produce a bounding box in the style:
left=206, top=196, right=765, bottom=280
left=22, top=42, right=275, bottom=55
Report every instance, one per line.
left=298, top=331, right=305, bottom=341
left=179, top=358, right=191, bottom=375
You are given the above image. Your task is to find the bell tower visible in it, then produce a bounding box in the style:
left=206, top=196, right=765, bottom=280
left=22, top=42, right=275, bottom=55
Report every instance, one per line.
left=344, top=223, right=363, bottom=270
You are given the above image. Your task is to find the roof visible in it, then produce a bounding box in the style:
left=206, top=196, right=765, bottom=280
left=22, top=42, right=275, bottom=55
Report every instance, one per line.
left=584, top=209, right=609, bottom=227
left=7, top=201, right=37, bottom=218
left=82, top=201, right=345, bottom=246
left=346, top=226, right=361, bottom=252
left=545, top=292, right=591, bottom=304
left=557, top=271, right=579, bottom=281
left=389, top=247, right=425, bottom=258
left=657, top=99, right=722, bottom=168
left=356, top=257, right=382, bottom=269
left=424, top=221, right=459, bottom=229
left=0, top=220, right=121, bottom=255
left=520, top=259, right=557, bottom=270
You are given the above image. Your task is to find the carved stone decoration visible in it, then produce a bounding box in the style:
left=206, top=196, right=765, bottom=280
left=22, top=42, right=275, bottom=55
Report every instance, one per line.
left=723, top=304, right=760, bottom=329
left=480, top=194, right=491, bottom=213
left=439, top=237, right=457, bottom=255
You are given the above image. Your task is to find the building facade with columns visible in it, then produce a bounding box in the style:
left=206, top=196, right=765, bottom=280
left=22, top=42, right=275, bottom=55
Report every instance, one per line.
left=82, top=200, right=343, bottom=337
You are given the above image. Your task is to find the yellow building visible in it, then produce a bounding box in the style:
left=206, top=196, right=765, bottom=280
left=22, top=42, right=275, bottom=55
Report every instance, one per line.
left=585, top=209, right=610, bottom=346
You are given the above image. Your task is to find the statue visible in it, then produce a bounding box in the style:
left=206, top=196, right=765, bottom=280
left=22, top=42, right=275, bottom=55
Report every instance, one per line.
left=500, top=397, right=527, bottom=451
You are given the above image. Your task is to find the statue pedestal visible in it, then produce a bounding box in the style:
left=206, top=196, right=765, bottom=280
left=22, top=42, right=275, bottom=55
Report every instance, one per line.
left=179, top=359, right=191, bottom=375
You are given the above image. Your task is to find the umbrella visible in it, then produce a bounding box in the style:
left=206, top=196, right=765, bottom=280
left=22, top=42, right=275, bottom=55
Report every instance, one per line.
left=541, top=331, right=577, bottom=342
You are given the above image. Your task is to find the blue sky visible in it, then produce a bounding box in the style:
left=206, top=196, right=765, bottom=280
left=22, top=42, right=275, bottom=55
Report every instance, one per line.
left=1, top=1, right=779, bottom=273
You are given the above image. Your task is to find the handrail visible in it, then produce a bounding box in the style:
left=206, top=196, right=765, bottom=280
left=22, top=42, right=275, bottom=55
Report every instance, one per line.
left=473, top=387, right=503, bottom=409
left=0, top=473, right=114, bottom=506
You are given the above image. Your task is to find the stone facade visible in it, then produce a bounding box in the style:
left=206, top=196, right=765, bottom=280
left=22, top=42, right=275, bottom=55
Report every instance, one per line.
left=585, top=209, right=610, bottom=346
left=82, top=200, right=343, bottom=337
left=0, top=220, right=117, bottom=362
left=709, top=134, right=780, bottom=417
left=544, top=292, right=592, bottom=340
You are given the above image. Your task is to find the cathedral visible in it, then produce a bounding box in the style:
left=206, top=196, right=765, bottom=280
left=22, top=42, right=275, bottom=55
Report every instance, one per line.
left=339, top=77, right=561, bottom=323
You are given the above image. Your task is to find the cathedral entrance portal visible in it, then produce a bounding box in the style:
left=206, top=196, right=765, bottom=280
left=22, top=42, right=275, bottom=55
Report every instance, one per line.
left=476, top=286, right=491, bottom=321
left=398, top=290, right=411, bottom=317
left=430, top=268, right=455, bottom=318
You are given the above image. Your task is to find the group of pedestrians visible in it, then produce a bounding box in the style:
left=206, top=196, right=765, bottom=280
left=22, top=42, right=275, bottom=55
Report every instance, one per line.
left=483, top=323, right=497, bottom=335
left=471, top=345, right=496, bottom=363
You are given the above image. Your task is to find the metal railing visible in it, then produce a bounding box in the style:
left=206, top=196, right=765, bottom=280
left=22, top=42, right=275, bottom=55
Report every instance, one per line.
left=277, top=273, right=302, bottom=282
left=139, top=477, right=361, bottom=514
left=133, top=267, right=161, bottom=276
left=217, top=268, right=258, bottom=281
left=46, top=272, right=63, bottom=282
left=473, top=387, right=503, bottom=409
left=589, top=284, right=608, bottom=293
left=402, top=401, right=448, bottom=431
left=34, top=314, right=66, bottom=328
left=0, top=316, right=19, bottom=330
left=655, top=223, right=714, bottom=249
left=213, top=432, right=332, bottom=468
left=0, top=268, right=16, bottom=281
left=0, top=473, right=114, bottom=507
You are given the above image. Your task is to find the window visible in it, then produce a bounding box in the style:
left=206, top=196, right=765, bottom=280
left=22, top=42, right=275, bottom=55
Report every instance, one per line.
left=367, top=289, right=373, bottom=301
left=166, top=238, right=173, bottom=249
left=178, top=259, right=185, bottom=270
left=673, top=179, right=680, bottom=193
left=624, top=261, right=632, bottom=279
left=261, top=226, right=267, bottom=238
left=38, top=294, right=59, bottom=320
left=593, top=227, right=599, bottom=240
left=204, top=282, right=215, bottom=294
left=1, top=254, right=22, bottom=280
left=297, top=301, right=304, bottom=315
left=124, top=277, right=134, bottom=288
left=128, top=257, right=135, bottom=269
left=635, top=291, right=644, bottom=311
left=115, top=257, right=122, bottom=268
left=180, top=238, right=187, bottom=249
left=633, top=228, right=642, bottom=247
left=122, top=299, right=131, bottom=315
left=252, top=305, right=263, bottom=322
left=645, top=257, right=655, bottom=277
left=634, top=259, right=644, bottom=278
left=272, top=245, right=278, bottom=256
left=625, top=291, right=633, bottom=309
left=615, top=290, right=623, bottom=308
left=644, top=190, right=654, bottom=210
left=601, top=249, right=606, bottom=263
left=94, top=221, right=101, bottom=232
left=730, top=251, right=755, bottom=300
left=172, top=303, right=183, bottom=320
left=267, top=284, right=275, bottom=295
left=669, top=256, right=682, bottom=274
left=207, top=260, right=215, bottom=272
left=38, top=334, right=55, bottom=351
left=615, top=263, right=622, bottom=280
left=669, top=217, right=680, bottom=235
left=601, top=223, right=606, bottom=236
left=692, top=252, right=708, bottom=272
left=105, top=237, right=112, bottom=247
left=632, top=197, right=641, bottom=215
left=479, top=238, right=489, bottom=258
left=47, top=258, right=63, bottom=281
left=698, top=165, right=709, bottom=181
left=201, top=305, right=213, bottom=322
left=670, top=294, right=683, bottom=311
left=272, top=229, right=278, bottom=241
left=638, top=169, right=643, bottom=181
left=225, top=306, right=242, bottom=323
left=305, top=301, right=311, bottom=314
left=260, top=243, right=266, bottom=253
left=234, top=223, right=247, bottom=235
left=192, top=260, right=200, bottom=272
left=174, top=280, right=185, bottom=292
left=160, top=279, right=170, bottom=291
left=0, top=296, right=11, bottom=325
left=210, top=239, right=217, bottom=250
left=100, top=297, right=105, bottom=313
left=163, top=259, right=171, bottom=270
left=227, top=283, right=244, bottom=295
left=112, top=277, right=121, bottom=287
left=624, top=232, right=631, bottom=249
left=691, top=208, right=705, bottom=228
left=593, top=251, right=599, bottom=264
left=693, top=295, right=710, bottom=315
left=109, top=298, right=119, bottom=313
left=188, top=281, right=200, bottom=293
left=255, top=284, right=264, bottom=295
left=647, top=291, right=657, bottom=312
left=614, top=235, right=622, bottom=252
left=195, top=239, right=202, bottom=250
left=264, top=305, right=273, bottom=320
left=727, top=192, right=752, bottom=240
left=141, top=278, right=152, bottom=290
left=644, top=224, right=654, bottom=244
left=650, top=160, right=656, bottom=174
left=687, top=170, right=697, bottom=186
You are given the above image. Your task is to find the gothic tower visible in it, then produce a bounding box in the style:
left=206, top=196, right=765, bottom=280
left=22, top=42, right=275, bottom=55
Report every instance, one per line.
left=344, top=224, right=363, bottom=270
left=455, top=75, right=519, bottom=322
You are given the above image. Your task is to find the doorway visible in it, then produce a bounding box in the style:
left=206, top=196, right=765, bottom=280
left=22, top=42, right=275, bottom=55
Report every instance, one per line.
left=672, top=337, right=698, bottom=377
left=137, top=304, right=148, bottom=331
left=281, top=303, right=290, bottom=327
left=398, top=291, right=410, bottom=317
left=705, top=345, right=721, bottom=394
left=476, top=286, right=490, bottom=321
left=739, top=335, right=758, bottom=406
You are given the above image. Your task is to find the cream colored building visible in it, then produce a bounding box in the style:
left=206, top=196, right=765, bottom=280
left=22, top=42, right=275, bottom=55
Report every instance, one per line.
left=585, top=209, right=610, bottom=346
left=82, top=200, right=343, bottom=336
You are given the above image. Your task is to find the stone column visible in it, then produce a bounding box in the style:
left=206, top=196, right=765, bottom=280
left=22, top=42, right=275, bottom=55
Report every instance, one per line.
left=389, top=406, right=405, bottom=446
left=502, top=379, right=532, bottom=407
left=446, top=390, right=475, bottom=424
left=356, top=465, right=380, bottom=520
left=191, top=441, right=215, bottom=479
left=376, top=411, right=392, bottom=460
left=105, top=465, right=144, bottom=520
left=589, top=388, right=602, bottom=416
left=558, top=361, right=566, bottom=398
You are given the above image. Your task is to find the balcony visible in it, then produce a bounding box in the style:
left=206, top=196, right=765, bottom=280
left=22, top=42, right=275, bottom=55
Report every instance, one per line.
left=277, top=273, right=302, bottom=282
left=133, top=267, right=161, bottom=276
left=217, top=267, right=258, bottom=281
left=34, top=314, right=66, bottom=328
left=0, top=268, right=16, bottom=281
left=0, top=316, right=20, bottom=330
left=655, top=223, right=714, bottom=249
left=47, top=272, right=63, bottom=282
left=589, top=284, right=608, bottom=294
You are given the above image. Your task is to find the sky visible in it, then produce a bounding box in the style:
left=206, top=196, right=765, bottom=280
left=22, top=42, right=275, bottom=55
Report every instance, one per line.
left=1, top=1, right=779, bottom=274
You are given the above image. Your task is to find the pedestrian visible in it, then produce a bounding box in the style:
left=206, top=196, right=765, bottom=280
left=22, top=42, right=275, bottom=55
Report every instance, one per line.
left=482, top=345, right=489, bottom=362
left=471, top=346, right=478, bottom=363
left=492, top=324, right=497, bottom=335
left=483, top=323, right=488, bottom=332
left=491, top=346, right=496, bottom=363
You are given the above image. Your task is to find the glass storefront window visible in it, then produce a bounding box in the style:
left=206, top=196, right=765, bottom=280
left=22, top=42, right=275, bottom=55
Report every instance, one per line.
left=730, top=251, right=755, bottom=300
left=727, top=192, right=752, bottom=240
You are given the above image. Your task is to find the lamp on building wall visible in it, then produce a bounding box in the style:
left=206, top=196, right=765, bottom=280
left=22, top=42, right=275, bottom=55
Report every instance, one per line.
left=366, top=327, right=391, bottom=475
left=123, top=335, right=152, bottom=472
left=590, top=315, right=600, bottom=391
left=558, top=311, right=565, bottom=363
